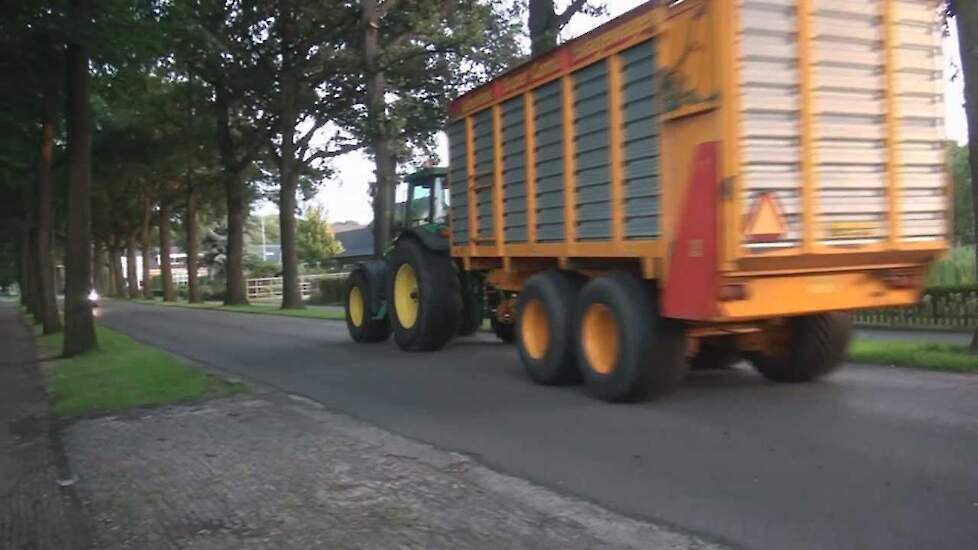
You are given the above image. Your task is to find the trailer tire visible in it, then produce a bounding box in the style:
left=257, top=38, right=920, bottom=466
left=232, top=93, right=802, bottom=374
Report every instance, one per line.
left=689, top=338, right=739, bottom=370
left=387, top=238, right=461, bottom=351
left=575, top=273, right=686, bottom=402
left=345, top=270, right=390, bottom=343
left=747, top=313, right=851, bottom=383
left=516, top=271, right=585, bottom=385
left=492, top=317, right=515, bottom=343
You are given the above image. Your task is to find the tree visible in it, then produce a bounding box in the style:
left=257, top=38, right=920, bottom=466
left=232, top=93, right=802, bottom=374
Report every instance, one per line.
left=347, top=1, right=520, bottom=257
left=62, top=0, right=98, bottom=355
left=296, top=206, right=343, bottom=268
left=527, top=0, right=604, bottom=57
left=945, top=0, right=978, bottom=351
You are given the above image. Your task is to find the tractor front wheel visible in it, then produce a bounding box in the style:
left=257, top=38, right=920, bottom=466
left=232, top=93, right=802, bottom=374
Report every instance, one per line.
left=345, top=270, right=390, bottom=343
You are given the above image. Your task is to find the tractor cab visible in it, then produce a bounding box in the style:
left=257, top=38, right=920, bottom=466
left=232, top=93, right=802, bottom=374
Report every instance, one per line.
left=393, top=166, right=450, bottom=231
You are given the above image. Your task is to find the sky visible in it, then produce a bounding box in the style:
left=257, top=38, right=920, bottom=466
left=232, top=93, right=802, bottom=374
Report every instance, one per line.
left=262, top=1, right=969, bottom=223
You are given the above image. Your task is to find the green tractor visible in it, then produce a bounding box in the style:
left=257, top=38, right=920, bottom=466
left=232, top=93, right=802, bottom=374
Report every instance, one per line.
left=344, top=167, right=513, bottom=350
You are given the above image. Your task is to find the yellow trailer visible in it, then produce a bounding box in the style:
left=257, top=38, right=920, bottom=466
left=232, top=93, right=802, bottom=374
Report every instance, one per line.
left=345, top=0, right=948, bottom=402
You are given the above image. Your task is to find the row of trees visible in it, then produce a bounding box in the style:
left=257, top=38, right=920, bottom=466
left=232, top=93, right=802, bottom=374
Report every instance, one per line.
left=0, top=0, right=602, bottom=356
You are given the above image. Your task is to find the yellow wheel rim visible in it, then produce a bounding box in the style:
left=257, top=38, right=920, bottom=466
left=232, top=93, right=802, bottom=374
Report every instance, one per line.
left=520, top=299, right=550, bottom=360
left=394, top=263, right=419, bottom=329
left=582, top=303, right=619, bottom=375
left=348, top=286, right=365, bottom=327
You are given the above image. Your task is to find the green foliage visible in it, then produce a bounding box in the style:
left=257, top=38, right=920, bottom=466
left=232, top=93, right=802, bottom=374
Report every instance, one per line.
left=244, top=255, right=280, bottom=278
left=316, top=277, right=347, bottom=305
left=849, top=340, right=978, bottom=373
left=38, top=326, right=246, bottom=417
left=296, top=206, right=344, bottom=267
left=949, top=142, right=974, bottom=245
left=927, top=246, right=977, bottom=285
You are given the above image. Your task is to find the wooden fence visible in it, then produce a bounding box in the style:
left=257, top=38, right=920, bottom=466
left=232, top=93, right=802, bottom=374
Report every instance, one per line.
left=851, top=286, right=978, bottom=331
left=246, top=273, right=346, bottom=302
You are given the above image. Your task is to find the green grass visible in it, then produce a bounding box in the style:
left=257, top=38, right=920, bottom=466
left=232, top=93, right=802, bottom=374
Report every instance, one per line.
left=132, top=298, right=346, bottom=321
left=848, top=340, right=978, bottom=374
left=36, top=326, right=247, bottom=417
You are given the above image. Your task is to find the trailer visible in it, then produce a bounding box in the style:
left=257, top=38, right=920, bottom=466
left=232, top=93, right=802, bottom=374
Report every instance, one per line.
left=344, top=0, right=948, bottom=402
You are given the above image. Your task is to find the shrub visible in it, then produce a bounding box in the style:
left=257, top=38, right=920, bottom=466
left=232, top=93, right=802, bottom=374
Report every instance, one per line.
left=316, top=276, right=347, bottom=305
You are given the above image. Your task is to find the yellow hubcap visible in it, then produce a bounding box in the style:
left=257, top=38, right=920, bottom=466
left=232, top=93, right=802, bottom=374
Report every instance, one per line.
left=394, top=263, right=419, bottom=329
left=582, top=303, right=619, bottom=375
left=348, top=286, right=365, bottom=327
left=520, top=299, right=550, bottom=360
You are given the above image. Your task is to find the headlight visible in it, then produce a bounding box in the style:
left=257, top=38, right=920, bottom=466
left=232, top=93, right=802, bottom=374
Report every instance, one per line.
left=88, top=290, right=99, bottom=301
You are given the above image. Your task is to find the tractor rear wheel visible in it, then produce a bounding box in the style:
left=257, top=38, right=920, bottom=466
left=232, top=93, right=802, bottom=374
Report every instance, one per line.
left=747, top=313, right=851, bottom=383
left=515, top=271, right=584, bottom=385
left=387, top=238, right=461, bottom=351
left=345, top=270, right=390, bottom=343
left=575, top=273, right=686, bottom=402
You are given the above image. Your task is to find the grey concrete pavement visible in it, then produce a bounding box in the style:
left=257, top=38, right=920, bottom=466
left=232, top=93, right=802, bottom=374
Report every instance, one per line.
left=67, top=393, right=718, bottom=550
left=0, top=303, right=90, bottom=549
left=98, top=300, right=978, bottom=550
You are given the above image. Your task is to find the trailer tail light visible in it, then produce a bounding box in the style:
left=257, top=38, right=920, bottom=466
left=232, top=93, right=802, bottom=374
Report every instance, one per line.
left=719, top=282, right=751, bottom=302
left=880, top=270, right=917, bottom=289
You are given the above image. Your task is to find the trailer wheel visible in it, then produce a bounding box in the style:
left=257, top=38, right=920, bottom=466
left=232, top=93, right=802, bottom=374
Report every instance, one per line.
left=345, top=270, right=390, bottom=343
left=747, top=313, right=851, bottom=383
left=516, top=271, right=584, bottom=385
left=689, top=338, right=739, bottom=370
left=492, top=317, right=515, bottom=343
left=387, top=238, right=461, bottom=351
left=575, top=274, right=686, bottom=402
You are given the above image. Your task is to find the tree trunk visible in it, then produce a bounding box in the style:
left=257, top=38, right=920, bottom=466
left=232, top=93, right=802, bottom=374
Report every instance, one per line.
left=278, top=0, right=304, bottom=309
left=159, top=201, right=176, bottom=302
left=21, top=225, right=40, bottom=320
left=185, top=185, right=202, bottom=303
left=110, top=246, right=126, bottom=298
left=92, top=242, right=109, bottom=296
left=141, top=195, right=154, bottom=299
left=126, top=232, right=139, bottom=299
left=184, top=73, right=202, bottom=304
left=35, top=77, right=62, bottom=333
left=528, top=0, right=560, bottom=57
left=16, top=236, right=29, bottom=308
left=363, top=0, right=397, bottom=257
left=372, top=138, right=398, bottom=256
left=62, top=0, right=97, bottom=355
left=954, top=1, right=978, bottom=353
left=216, top=85, right=249, bottom=305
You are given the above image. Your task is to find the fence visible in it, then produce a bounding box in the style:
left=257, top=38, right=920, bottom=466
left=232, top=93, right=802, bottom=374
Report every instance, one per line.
left=246, top=273, right=347, bottom=302
left=851, top=286, right=978, bottom=331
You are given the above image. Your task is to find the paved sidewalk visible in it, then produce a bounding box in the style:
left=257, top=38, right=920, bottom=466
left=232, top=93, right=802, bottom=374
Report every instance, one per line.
left=0, top=303, right=89, bottom=549
left=65, top=391, right=722, bottom=550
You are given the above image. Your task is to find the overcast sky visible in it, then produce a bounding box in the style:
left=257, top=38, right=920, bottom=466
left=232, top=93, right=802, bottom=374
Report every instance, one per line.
left=263, top=1, right=968, bottom=224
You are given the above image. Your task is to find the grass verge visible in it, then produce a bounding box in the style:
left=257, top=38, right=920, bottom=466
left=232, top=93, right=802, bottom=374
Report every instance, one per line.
left=36, top=325, right=247, bottom=417
left=848, top=340, right=978, bottom=374
left=132, top=298, right=346, bottom=321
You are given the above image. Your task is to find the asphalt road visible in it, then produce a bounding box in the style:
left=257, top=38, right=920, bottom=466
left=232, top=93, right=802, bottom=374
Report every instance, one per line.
left=97, top=301, right=978, bottom=550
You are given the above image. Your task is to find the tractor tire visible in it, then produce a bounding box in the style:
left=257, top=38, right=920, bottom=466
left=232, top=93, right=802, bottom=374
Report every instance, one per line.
left=457, top=271, right=483, bottom=337
left=747, top=313, right=851, bottom=383
left=387, top=238, right=461, bottom=351
left=575, top=273, right=686, bottom=402
left=516, top=271, right=585, bottom=385
left=492, top=317, right=515, bottom=343
left=689, top=338, right=739, bottom=370
left=345, top=270, right=390, bottom=343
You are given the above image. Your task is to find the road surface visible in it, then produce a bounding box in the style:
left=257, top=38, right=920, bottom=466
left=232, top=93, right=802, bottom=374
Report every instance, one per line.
left=97, top=301, right=978, bottom=550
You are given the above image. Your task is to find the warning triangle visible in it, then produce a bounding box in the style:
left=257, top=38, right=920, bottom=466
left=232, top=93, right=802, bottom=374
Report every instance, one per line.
left=744, top=193, right=787, bottom=241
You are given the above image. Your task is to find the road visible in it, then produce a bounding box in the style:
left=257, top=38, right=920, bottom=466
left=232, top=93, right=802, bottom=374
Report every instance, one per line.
left=97, top=300, right=978, bottom=550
